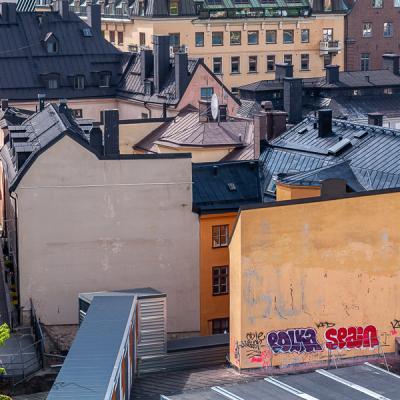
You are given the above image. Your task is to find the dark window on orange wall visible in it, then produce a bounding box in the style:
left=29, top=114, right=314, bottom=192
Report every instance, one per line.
left=212, top=225, right=229, bottom=247
left=110, top=30, right=115, bottom=43
left=212, top=266, right=229, bottom=295
left=212, top=318, right=229, bottom=334
left=118, top=31, right=124, bottom=45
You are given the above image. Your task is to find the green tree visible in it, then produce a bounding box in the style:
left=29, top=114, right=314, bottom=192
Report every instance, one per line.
left=0, top=324, right=11, bottom=399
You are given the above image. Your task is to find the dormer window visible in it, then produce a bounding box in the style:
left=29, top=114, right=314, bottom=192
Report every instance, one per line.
left=48, top=78, right=58, bottom=89
left=169, top=0, right=179, bottom=15
left=45, top=33, right=59, bottom=54
left=138, top=0, right=145, bottom=15
left=99, top=72, right=111, bottom=87
left=74, top=75, right=85, bottom=90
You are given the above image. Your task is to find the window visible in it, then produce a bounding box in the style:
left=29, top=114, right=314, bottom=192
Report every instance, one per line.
left=231, top=56, right=240, bottom=74
left=284, top=54, right=292, bottom=65
left=384, top=22, right=393, bottom=37
left=195, top=32, right=204, bottom=47
left=363, top=23, right=373, bottom=37
left=109, top=30, right=115, bottom=44
left=47, top=78, right=58, bottom=89
left=72, top=109, right=83, bottom=118
left=230, top=31, right=241, bottom=45
left=266, top=55, right=276, bottom=72
left=138, top=0, right=145, bottom=15
left=100, top=72, right=111, bottom=87
left=323, top=53, right=333, bottom=68
left=118, top=31, right=124, bottom=45
left=266, top=30, right=277, bottom=44
left=74, top=75, right=85, bottom=90
left=46, top=40, right=58, bottom=54
left=141, top=113, right=149, bottom=119
left=300, top=54, right=309, bottom=70
left=169, top=33, right=180, bottom=50
left=212, top=224, right=229, bottom=247
left=169, top=0, right=179, bottom=15
left=139, top=32, right=146, bottom=46
left=231, top=87, right=239, bottom=95
left=353, top=89, right=361, bottom=96
left=360, top=53, right=370, bottom=71
left=283, top=30, right=294, bottom=44
left=248, top=56, right=257, bottom=73
left=301, top=29, right=309, bottom=43
left=395, top=0, right=400, bottom=7
left=384, top=87, right=393, bottom=94
left=213, top=57, right=223, bottom=74
left=323, top=28, right=333, bottom=42
left=247, top=31, right=259, bottom=45
left=212, top=32, right=224, bottom=46
left=201, top=87, right=214, bottom=100
left=372, top=0, right=383, bottom=7
left=212, top=266, right=229, bottom=295
left=212, top=318, right=229, bottom=334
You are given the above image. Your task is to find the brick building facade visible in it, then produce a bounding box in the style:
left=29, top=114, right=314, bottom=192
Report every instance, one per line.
left=345, top=0, right=400, bottom=71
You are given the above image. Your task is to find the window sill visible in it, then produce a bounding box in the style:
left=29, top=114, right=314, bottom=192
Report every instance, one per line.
left=212, top=245, right=228, bottom=249
left=230, top=43, right=241, bottom=46
left=248, top=71, right=258, bottom=74
left=212, top=293, right=229, bottom=297
left=300, top=69, right=310, bottom=72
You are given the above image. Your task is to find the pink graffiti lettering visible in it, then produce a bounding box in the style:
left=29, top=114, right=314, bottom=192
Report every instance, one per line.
left=325, top=325, right=379, bottom=350
left=267, top=328, right=322, bottom=354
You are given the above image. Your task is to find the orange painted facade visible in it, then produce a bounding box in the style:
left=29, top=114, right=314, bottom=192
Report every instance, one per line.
left=199, top=212, right=236, bottom=336
left=276, top=182, right=321, bottom=201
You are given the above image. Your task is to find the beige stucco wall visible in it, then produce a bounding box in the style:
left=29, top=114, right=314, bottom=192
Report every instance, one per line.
left=16, top=135, right=199, bottom=333
left=230, top=192, right=400, bottom=369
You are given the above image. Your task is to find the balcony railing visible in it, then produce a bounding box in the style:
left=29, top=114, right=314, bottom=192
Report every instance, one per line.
left=320, top=40, right=341, bottom=55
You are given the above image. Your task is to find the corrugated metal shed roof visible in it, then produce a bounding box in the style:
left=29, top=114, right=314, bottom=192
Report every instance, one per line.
left=47, top=295, right=135, bottom=399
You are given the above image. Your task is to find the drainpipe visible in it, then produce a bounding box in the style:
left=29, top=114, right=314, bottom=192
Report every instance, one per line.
left=144, top=102, right=152, bottom=119
left=10, top=192, right=20, bottom=326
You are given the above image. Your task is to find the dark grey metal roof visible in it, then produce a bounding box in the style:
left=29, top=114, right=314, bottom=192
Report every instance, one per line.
left=192, top=160, right=262, bottom=213
left=165, top=363, right=400, bottom=400
left=47, top=295, right=135, bottom=399
left=260, top=116, right=400, bottom=197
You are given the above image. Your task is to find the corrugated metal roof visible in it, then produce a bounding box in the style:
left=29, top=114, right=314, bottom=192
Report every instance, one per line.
left=48, top=295, right=135, bottom=399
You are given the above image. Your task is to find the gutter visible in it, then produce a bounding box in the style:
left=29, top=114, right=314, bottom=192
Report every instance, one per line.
left=10, top=192, right=21, bottom=325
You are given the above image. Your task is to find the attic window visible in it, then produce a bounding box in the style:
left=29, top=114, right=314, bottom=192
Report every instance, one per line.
left=48, top=78, right=58, bottom=89
left=46, top=40, right=58, bottom=54
left=99, top=72, right=111, bottom=88
left=169, top=0, right=179, bottom=15
left=82, top=28, right=92, bottom=37
left=74, top=75, right=85, bottom=90
left=227, top=183, right=237, bottom=191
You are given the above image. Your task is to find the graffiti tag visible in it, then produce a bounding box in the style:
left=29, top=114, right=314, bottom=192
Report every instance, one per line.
left=250, top=349, right=272, bottom=367
left=315, top=321, right=335, bottom=329
left=267, top=328, right=323, bottom=354
left=238, top=331, right=266, bottom=357
left=325, top=325, right=379, bottom=350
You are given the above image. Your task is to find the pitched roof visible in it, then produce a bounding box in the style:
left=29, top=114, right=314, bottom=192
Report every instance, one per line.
left=260, top=115, right=400, bottom=198
left=192, top=160, right=262, bottom=213
left=135, top=105, right=253, bottom=152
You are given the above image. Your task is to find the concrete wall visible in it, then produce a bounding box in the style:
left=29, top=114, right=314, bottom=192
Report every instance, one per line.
left=230, top=191, right=400, bottom=369
left=15, top=135, right=199, bottom=333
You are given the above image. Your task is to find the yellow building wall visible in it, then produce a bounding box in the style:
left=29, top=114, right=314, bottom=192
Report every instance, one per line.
left=157, top=144, right=233, bottom=163
left=103, top=14, right=345, bottom=90
left=230, top=191, right=400, bottom=370
left=199, top=213, right=237, bottom=336
left=276, top=182, right=321, bottom=201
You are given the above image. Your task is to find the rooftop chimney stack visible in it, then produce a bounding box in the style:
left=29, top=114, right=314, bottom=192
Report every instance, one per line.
left=382, top=54, right=400, bottom=75
left=56, top=0, right=69, bottom=19
left=87, top=3, right=101, bottom=34
left=266, top=110, right=287, bottom=141
left=326, top=65, right=340, bottom=84
left=1, top=99, right=8, bottom=111
left=283, top=77, right=303, bottom=124
left=38, top=94, right=46, bottom=112
left=253, top=112, right=267, bottom=158
left=275, top=63, right=293, bottom=81
left=175, top=51, right=189, bottom=99
left=368, top=112, right=384, bottom=127
left=318, top=109, right=333, bottom=138
left=89, top=126, right=104, bottom=155
left=0, top=2, right=16, bottom=24
left=102, top=109, right=120, bottom=156
left=140, top=49, right=154, bottom=82
left=153, top=35, right=170, bottom=94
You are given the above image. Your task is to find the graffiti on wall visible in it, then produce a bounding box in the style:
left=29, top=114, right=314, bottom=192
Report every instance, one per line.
left=237, top=332, right=272, bottom=366
left=315, top=321, right=335, bottom=329
left=325, top=325, right=379, bottom=350
left=390, top=319, right=400, bottom=336
left=267, top=328, right=323, bottom=354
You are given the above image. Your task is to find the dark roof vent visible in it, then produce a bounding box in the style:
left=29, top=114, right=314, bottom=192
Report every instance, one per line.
left=213, top=165, right=218, bottom=176
left=298, top=128, right=307, bottom=135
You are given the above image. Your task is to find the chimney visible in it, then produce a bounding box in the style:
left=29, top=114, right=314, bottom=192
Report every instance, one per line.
left=283, top=78, right=303, bottom=124
left=368, top=112, right=383, bottom=127
left=1, top=99, right=8, bottom=111
left=175, top=51, right=189, bottom=99
left=89, top=126, right=103, bottom=155
left=0, top=3, right=16, bottom=24
left=318, top=109, right=332, bottom=137
left=153, top=35, right=170, bottom=94
left=59, top=98, right=68, bottom=114
left=141, top=49, right=154, bottom=82
left=218, top=104, right=227, bottom=122
left=38, top=94, right=46, bottom=112
left=321, top=179, right=347, bottom=198
left=266, top=111, right=287, bottom=141
left=275, top=63, right=293, bottom=81
left=261, top=101, right=273, bottom=111
left=102, top=109, right=119, bottom=156
left=382, top=54, right=400, bottom=75
left=326, top=65, right=340, bottom=84
left=253, top=112, right=267, bottom=159
left=56, top=0, right=69, bottom=19
left=87, top=3, right=101, bottom=34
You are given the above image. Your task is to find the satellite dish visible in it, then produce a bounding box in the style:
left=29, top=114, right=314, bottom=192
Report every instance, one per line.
left=211, top=93, right=219, bottom=121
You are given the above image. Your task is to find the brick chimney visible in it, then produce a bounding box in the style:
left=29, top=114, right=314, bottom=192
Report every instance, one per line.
left=101, top=109, right=120, bottom=156
left=275, top=63, right=293, bottom=81
left=318, top=109, right=332, bottom=138
left=368, top=112, right=384, bottom=127
left=283, top=78, right=303, bottom=124
left=326, top=65, right=340, bottom=84
left=266, top=111, right=287, bottom=141
left=383, top=54, right=400, bottom=75
left=153, top=35, right=170, bottom=94
left=87, top=3, right=101, bottom=34
left=175, top=51, right=189, bottom=99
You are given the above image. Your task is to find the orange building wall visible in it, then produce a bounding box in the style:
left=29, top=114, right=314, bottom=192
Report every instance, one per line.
left=199, top=212, right=236, bottom=336
left=276, top=182, right=321, bottom=201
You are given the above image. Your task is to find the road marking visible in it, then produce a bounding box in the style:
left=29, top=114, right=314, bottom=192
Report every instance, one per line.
left=365, top=362, right=400, bottom=380
left=264, top=376, right=320, bottom=400
left=316, top=369, right=391, bottom=400
left=211, top=386, right=245, bottom=400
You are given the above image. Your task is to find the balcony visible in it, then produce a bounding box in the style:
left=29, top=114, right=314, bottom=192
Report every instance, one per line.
left=320, top=40, right=341, bottom=55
